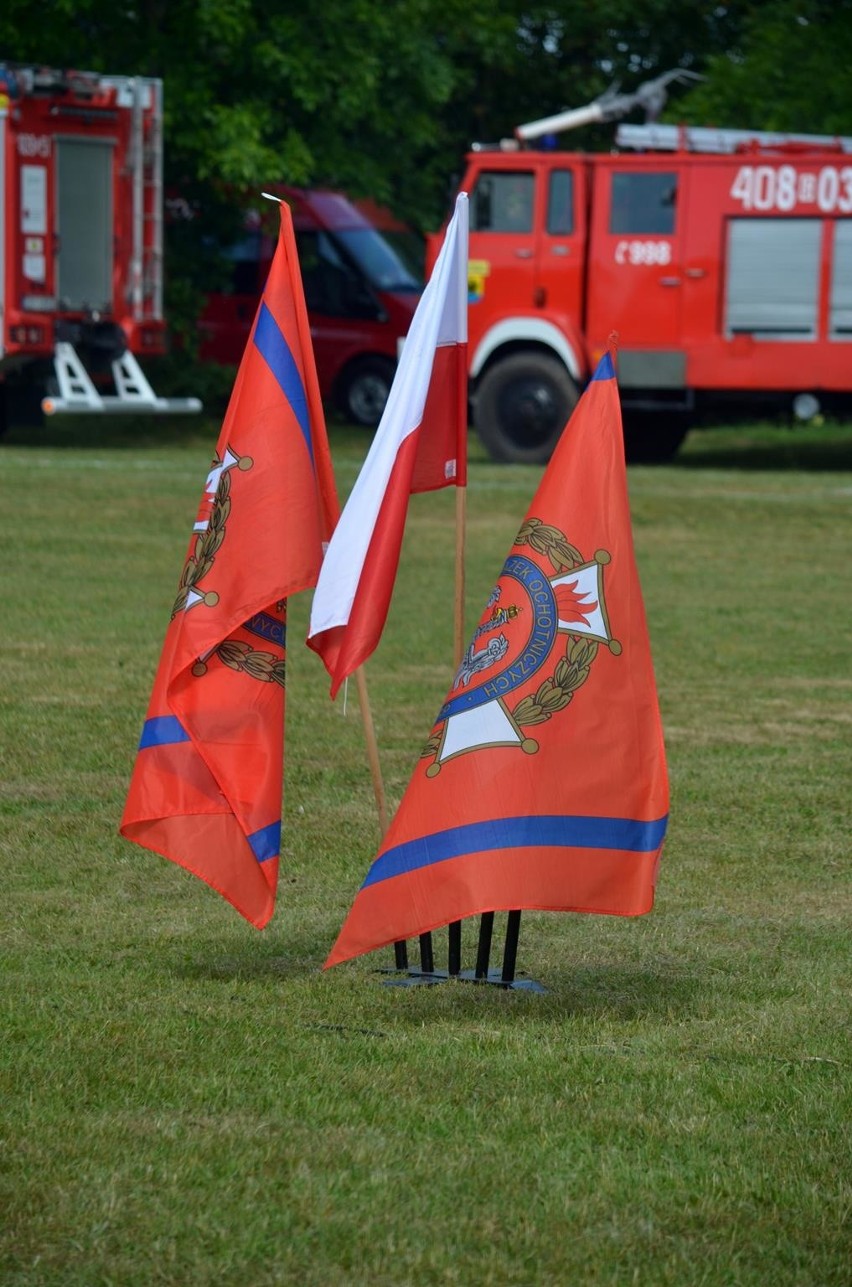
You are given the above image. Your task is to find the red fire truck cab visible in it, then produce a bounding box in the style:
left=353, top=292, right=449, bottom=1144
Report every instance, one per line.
left=433, top=112, right=852, bottom=462
left=0, top=62, right=199, bottom=432
left=198, top=186, right=423, bottom=426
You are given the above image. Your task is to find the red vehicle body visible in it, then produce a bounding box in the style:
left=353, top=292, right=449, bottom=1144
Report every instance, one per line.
left=0, top=63, right=199, bottom=429
left=430, top=119, right=852, bottom=461
left=198, top=186, right=422, bottom=425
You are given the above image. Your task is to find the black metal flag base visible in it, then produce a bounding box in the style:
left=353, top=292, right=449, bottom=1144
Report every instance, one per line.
left=377, top=911, right=548, bottom=993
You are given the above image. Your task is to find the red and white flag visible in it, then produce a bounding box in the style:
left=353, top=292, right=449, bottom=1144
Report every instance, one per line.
left=307, top=193, right=469, bottom=696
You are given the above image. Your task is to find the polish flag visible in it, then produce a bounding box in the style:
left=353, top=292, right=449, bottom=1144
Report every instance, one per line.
left=307, top=193, right=469, bottom=696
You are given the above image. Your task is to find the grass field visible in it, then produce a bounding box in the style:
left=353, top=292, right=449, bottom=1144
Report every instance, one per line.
left=1, top=411, right=850, bottom=1285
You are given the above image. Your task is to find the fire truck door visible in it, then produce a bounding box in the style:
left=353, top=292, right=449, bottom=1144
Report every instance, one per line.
left=55, top=138, right=113, bottom=313
left=468, top=168, right=538, bottom=320
left=534, top=165, right=583, bottom=320
left=587, top=164, right=686, bottom=385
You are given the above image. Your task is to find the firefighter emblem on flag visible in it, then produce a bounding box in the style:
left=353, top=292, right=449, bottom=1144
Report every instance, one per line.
left=422, top=517, right=621, bottom=774
left=167, top=445, right=286, bottom=689
left=172, top=445, right=253, bottom=617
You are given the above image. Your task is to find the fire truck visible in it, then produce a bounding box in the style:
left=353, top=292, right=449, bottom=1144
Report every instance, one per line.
left=0, top=63, right=200, bottom=433
left=429, top=73, right=852, bottom=461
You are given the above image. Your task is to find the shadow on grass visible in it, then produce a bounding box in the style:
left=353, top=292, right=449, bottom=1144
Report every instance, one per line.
left=174, top=949, right=320, bottom=983
left=2, top=412, right=220, bottom=452
left=671, top=414, right=852, bottom=473
left=676, top=434, right=852, bottom=472
left=6, top=393, right=851, bottom=473
left=2, top=406, right=368, bottom=455
left=360, top=959, right=704, bottom=1023
left=542, top=961, right=702, bottom=1019
left=168, top=940, right=703, bottom=1020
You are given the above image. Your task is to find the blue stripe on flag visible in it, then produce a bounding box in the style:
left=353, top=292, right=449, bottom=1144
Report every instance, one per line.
left=253, top=302, right=313, bottom=466
left=362, top=813, right=668, bottom=889
left=139, top=715, right=191, bottom=749
left=592, top=351, right=616, bottom=382
left=244, top=611, right=286, bottom=648
left=248, top=821, right=281, bottom=864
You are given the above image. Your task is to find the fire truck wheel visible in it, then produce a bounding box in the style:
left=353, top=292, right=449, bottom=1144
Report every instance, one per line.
left=338, top=357, right=396, bottom=427
left=475, top=353, right=578, bottom=463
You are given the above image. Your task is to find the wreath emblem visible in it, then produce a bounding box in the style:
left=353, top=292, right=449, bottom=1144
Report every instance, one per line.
left=170, top=447, right=284, bottom=689
left=172, top=446, right=253, bottom=617
left=421, top=517, right=621, bottom=772
left=191, top=634, right=286, bottom=690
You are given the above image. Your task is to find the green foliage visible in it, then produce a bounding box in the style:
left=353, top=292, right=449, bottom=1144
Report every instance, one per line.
left=0, top=415, right=851, bottom=1284
left=2, top=0, right=851, bottom=339
left=676, top=0, right=852, bottom=135
left=3, top=2, right=849, bottom=215
left=0, top=0, right=748, bottom=225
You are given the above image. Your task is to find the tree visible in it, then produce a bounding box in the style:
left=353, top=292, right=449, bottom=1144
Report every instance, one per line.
left=672, top=0, right=852, bottom=137
left=4, top=1, right=848, bottom=344
left=0, top=0, right=752, bottom=225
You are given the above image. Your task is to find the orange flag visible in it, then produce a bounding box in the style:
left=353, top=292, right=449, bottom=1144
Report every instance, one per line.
left=121, top=204, right=338, bottom=928
left=326, top=349, right=668, bottom=967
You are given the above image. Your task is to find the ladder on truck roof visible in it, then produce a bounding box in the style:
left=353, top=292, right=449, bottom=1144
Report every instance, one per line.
left=616, top=122, right=852, bottom=154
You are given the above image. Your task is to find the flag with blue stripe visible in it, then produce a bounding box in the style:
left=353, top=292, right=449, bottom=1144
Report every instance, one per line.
left=121, top=203, right=339, bottom=930
left=326, top=344, right=669, bottom=967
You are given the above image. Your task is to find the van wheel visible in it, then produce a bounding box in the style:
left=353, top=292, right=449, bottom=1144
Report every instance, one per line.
left=338, top=356, right=396, bottom=427
left=622, top=412, right=689, bottom=463
left=475, top=353, right=578, bottom=463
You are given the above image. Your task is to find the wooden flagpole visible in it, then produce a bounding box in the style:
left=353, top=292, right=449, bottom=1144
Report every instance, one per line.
left=453, top=484, right=467, bottom=664
left=402, top=403, right=468, bottom=979
left=447, top=481, right=467, bottom=977
left=266, top=187, right=406, bottom=969
left=353, top=666, right=408, bottom=970
left=354, top=666, right=388, bottom=834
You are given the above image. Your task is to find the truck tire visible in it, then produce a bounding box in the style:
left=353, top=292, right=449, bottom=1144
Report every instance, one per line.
left=475, top=353, right=579, bottom=464
left=338, top=356, right=396, bottom=427
left=621, top=412, right=689, bottom=463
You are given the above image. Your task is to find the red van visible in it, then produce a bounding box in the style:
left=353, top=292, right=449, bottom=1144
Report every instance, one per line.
left=198, top=186, right=423, bottom=424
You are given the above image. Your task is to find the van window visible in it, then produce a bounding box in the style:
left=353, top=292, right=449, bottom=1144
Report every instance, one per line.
left=332, top=228, right=421, bottom=293
left=296, top=229, right=382, bottom=320
left=610, top=172, right=677, bottom=234
left=547, top=170, right=574, bottom=235
left=220, top=231, right=268, bottom=294
left=471, top=172, right=535, bottom=233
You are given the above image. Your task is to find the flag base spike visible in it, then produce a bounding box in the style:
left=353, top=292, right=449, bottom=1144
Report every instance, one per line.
left=456, top=968, right=547, bottom=993
left=379, top=967, right=449, bottom=987
left=377, top=965, right=547, bottom=992
left=377, top=912, right=545, bottom=990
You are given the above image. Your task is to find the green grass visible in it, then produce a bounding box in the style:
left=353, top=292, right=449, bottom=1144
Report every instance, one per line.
left=1, top=412, right=850, bottom=1286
